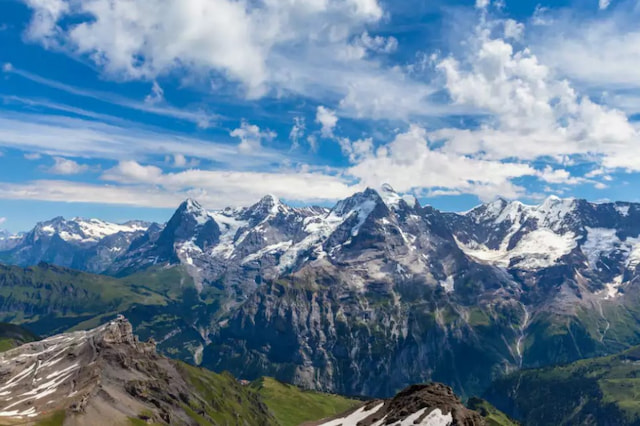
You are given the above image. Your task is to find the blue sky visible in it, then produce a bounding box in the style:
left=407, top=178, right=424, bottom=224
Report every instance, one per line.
left=1, top=0, right=640, bottom=231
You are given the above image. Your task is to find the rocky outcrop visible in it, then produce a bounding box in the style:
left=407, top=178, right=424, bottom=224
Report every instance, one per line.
left=0, top=316, right=275, bottom=425
left=311, top=383, right=485, bottom=426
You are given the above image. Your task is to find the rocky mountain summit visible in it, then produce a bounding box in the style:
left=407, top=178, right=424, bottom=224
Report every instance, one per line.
left=312, top=383, right=485, bottom=426
left=0, top=316, right=275, bottom=425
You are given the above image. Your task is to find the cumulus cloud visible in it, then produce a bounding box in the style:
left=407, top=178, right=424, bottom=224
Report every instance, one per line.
left=0, top=217, right=6, bottom=226
left=316, top=106, right=338, bottom=138
left=22, top=0, right=383, bottom=97
left=433, top=20, right=639, bottom=174
left=599, top=0, right=612, bottom=10
left=338, top=137, right=373, bottom=163
left=357, top=32, right=398, bottom=54
left=230, top=121, right=276, bottom=154
left=19, top=0, right=451, bottom=122
left=168, top=153, right=200, bottom=168
left=347, top=125, right=533, bottom=201
left=336, top=10, right=640, bottom=200
left=47, top=157, right=89, bottom=175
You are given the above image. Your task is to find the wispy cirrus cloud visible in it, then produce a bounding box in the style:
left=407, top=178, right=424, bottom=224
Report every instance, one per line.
left=0, top=111, right=282, bottom=168
left=3, top=65, right=218, bottom=127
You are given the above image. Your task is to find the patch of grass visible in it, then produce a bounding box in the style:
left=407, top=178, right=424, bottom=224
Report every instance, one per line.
left=252, top=377, right=361, bottom=426
left=467, top=397, right=518, bottom=426
left=127, top=416, right=164, bottom=426
left=177, top=362, right=277, bottom=425
left=34, top=410, right=66, bottom=426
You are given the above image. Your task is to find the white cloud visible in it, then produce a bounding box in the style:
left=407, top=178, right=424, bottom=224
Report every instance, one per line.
left=0, top=179, right=180, bottom=208
left=504, top=19, right=524, bottom=40
left=531, top=6, right=553, bottom=26
left=307, top=135, right=318, bottom=152
left=532, top=8, right=640, bottom=88
left=599, top=0, right=612, bottom=10
left=230, top=121, right=276, bottom=154
left=316, top=106, right=338, bottom=138
left=338, top=137, right=373, bottom=163
left=475, top=0, right=490, bottom=9
left=170, top=153, right=200, bottom=168
left=0, top=217, right=6, bottom=226
left=20, top=0, right=453, bottom=122
left=144, top=81, right=164, bottom=105
left=5, top=66, right=217, bottom=127
left=0, top=112, right=281, bottom=167
left=537, top=166, right=587, bottom=185
left=2, top=62, right=13, bottom=72
left=47, top=157, right=89, bottom=175
left=338, top=11, right=640, bottom=201
left=347, top=125, right=534, bottom=201
left=96, top=160, right=360, bottom=207
left=289, top=117, right=305, bottom=149
left=358, top=32, right=398, bottom=54
left=24, top=152, right=42, bottom=160
left=0, top=164, right=356, bottom=210
left=434, top=22, right=639, bottom=172
left=22, top=0, right=384, bottom=98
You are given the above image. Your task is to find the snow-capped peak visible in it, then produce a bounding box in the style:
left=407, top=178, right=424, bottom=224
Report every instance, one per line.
left=468, top=196, right=577, bottom=230
left=256, top=194, right=281, bottom=213
left=378, top=184, right=418, bottom=210
left=181, top=198, right=205, bottom=213
left=31, top=216, right=150, bottom=244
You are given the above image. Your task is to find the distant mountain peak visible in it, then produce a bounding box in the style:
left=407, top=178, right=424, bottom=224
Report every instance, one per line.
left=180, top=197, right=205, bottom=212
left=378, top=184, right=418, bottom=210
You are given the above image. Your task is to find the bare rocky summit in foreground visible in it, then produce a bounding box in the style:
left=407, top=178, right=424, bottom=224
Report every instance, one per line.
left=0, top=316, right=274, bottom=425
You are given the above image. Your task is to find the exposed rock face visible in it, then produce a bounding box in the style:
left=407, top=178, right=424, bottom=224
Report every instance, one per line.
left=312, top=383, right=485, bottom=426
left=0, top=317, right=274, bottom=425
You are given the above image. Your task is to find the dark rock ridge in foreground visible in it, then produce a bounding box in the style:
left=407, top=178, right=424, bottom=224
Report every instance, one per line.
left=310, top=383, right=486, bottom=426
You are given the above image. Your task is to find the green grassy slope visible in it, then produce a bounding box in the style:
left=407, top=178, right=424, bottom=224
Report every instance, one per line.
left=0, top=262, right=221, bottom=363
left=0, top=322, right=39, bottom=352
left=0, top=263, right=167, bottom=335
left=176, top=363, right=279, bottom=425
left=467, top=397, right=519, bottom=426
left=251, top=377, right=361, bottom=426
left=485, top=345, right=640, bottom=425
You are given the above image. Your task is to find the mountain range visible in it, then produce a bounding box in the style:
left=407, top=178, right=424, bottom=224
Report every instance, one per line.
left=3, top=186, right=640, bottom=401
